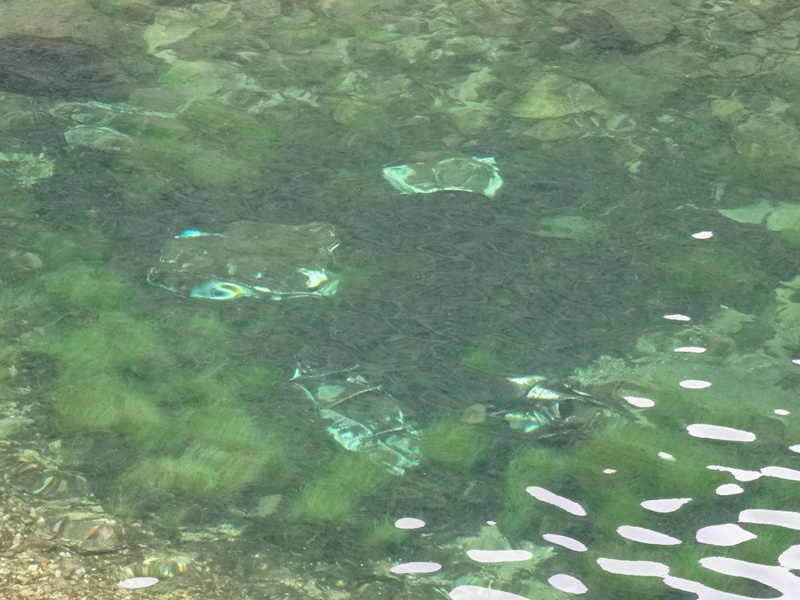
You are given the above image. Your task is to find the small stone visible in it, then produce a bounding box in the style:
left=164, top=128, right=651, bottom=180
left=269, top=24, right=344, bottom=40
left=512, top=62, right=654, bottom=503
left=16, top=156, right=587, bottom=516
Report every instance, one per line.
left=460, top=403, right=487, bottom=425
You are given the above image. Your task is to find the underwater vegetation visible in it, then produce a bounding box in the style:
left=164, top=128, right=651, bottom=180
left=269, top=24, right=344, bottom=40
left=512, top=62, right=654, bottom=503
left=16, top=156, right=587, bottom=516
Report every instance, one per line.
left=500, top=419, right=776, bottom=597
left=128, top=99, right=281, bottom=189
left=663, top=245, right=756, bottom=303
left=21, top=225, right=302, bottom=519
left=461, top=342, right=506, bottom=374
left=290, top=453, right=390, bottom=524
left=496, top=289, right=800, bottom=599
left=363, top=518, right=409, bottom=551
left=420, top=420, right=486, bottom=471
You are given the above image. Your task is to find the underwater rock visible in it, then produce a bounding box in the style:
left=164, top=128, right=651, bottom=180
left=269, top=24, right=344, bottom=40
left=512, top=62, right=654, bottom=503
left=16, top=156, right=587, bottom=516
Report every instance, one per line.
left=726, top=10, right=767, bottom=33
left=735, top=113, right=800, bottom=171
left=0, top=35, right=157, bottom=101
left=9, top=443, right=89, bottom=499
left=533, top=215, right=606, bottom=243
left=567, top=0, right=681, bottom=47
left=39, top=508, right=125, bottom=553
left=143, top=2, right=232, bottom=53
left=64, top=125, right=132, bottom=151
left=117, top=553, right=197, bottom=579
left=513, top=73, right=608, bottom=120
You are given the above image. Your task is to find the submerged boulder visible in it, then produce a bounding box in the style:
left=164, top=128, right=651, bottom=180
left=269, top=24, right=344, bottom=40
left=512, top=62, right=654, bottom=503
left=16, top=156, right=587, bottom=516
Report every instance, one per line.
left=513, top=73, right=608, bottom=119
left=568, top=0, right=681, bottom=47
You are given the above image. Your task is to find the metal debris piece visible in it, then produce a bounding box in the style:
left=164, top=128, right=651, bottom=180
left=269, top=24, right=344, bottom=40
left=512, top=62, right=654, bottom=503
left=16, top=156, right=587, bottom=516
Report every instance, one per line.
left=0, top=152, right=54, bottom=187
left=382, top=156, right=503, bottom=198
left=148, top=221, right=340, bottom=300
left=292, top=365, right=420, bottom=475
left=499, top=375, right=628, bottom=441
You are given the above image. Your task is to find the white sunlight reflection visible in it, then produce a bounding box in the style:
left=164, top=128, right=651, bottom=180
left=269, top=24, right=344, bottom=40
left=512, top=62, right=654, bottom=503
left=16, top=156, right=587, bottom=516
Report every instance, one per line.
left=761, top=465, right=800, bottom=482
left=466, top=549, right=533, bottom=564
left=707, top=465, right=762, bottom=481
left=616, top=525, right=682, bottom=546
left=542, top=533, right=587, bottom=552
left=739, top=509, right=800, bottom=530
left=390, top=561, right=441, bottom=574
left=675, top=346, right=707, bottom=353
left=695, top=524, right=756, bottom=547
left=687, top=424, right=756, bottom=442
left=596, top=558, right=669, bottom=577
left=394, top=517, right=425, bottom=529
left=779, top=546, right=800, bottom=569
left=547, top=573, right=588, bottom=595
left=716, top=483, right=744, bottom=495
left=640, top=498, right=692, bottom=513
left=680, top=379, right=712, bottom=389
left=525, top=486, right=587, bottom=516
left=623, top=395, right=655, bottom=408
left=449, top=585, right=528, bottom=599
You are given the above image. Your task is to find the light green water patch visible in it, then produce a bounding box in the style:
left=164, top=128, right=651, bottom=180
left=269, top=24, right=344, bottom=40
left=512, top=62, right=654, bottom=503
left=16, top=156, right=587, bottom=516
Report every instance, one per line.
left=87, top=0, right=152, bottom=20
left=179, top=100, right=279, bottom=158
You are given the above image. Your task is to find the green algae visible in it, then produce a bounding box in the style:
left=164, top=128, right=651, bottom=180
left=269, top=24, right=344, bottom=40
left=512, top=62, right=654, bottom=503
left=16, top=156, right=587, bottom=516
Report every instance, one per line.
left=127, top=99, right=281, bottom=189
left=461, top=342, right=505, bottom=374
left=179, top=100, right=279, bottom=157
left=120, top=441, right=271, bottom=502
left=664, top=245, right=755, bottom=301
left=53, top=373, right=169, bottom=446
left=42, top=264, right=135, bottom=313
left=363, top=518, right=409, bottom=551
left=291, top=453, right=389, bottom=524
left=420, top=421, right=486, bottom=470
left=35, top=229, right=108, bottom=268
left=25, top=224, right=296, bottom=516
left=45, top=311, right=176, bottom=378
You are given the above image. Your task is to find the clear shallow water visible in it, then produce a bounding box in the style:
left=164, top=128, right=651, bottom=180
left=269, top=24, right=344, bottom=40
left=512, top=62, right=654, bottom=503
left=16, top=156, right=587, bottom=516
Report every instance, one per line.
left=2, top=1, right=800, bottom=599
